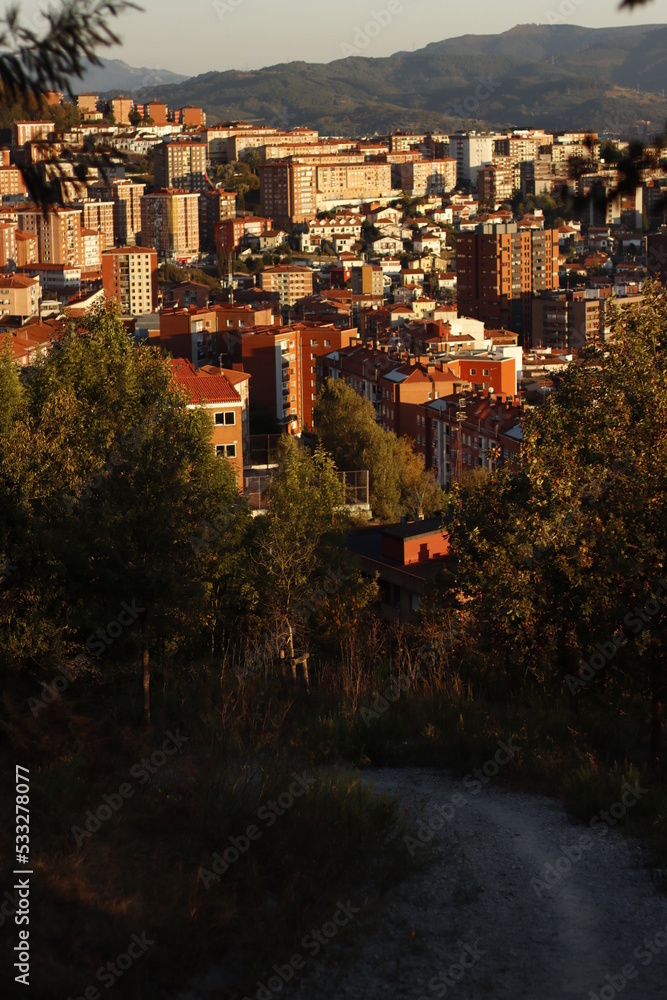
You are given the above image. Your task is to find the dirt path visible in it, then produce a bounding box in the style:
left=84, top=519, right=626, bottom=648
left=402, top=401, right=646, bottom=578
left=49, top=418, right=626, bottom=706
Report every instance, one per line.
left=287, top=767, right=667, bottom=1000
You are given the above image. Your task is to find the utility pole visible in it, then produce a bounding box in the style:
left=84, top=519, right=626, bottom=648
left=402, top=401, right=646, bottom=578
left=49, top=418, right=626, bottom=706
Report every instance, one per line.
left=457, top=396, right=466, bottom=507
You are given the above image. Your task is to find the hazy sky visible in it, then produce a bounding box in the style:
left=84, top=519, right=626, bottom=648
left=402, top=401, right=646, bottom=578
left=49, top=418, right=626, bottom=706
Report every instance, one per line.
left=13, top=0, right=667, bottom=77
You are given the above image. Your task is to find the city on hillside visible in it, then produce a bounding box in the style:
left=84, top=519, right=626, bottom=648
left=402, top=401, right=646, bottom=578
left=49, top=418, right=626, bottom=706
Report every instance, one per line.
left=2, top=4, right=667, bottom=1000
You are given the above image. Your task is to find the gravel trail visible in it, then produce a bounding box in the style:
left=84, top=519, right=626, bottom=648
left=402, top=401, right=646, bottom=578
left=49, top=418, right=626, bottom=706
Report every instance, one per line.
left=287, top=767, right=667, bottom=1000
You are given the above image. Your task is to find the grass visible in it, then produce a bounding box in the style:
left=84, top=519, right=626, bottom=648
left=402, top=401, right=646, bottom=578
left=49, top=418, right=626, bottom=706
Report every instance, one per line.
left=0, top=675, right=414, bottom=999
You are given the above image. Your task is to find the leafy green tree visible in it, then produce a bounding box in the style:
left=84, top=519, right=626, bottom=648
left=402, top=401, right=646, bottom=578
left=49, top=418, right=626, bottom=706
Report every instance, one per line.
left=1, top=306, right=241, bottom=724
left=249, top=439, right=346, bottom=659
left=438, top=283, right=667, bottom=772
left=315, top=378, right=442, bottom=523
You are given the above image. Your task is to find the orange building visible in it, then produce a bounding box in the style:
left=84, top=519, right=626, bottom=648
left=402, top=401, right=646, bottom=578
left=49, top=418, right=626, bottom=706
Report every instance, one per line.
left=0, top=223, right=16, bottom=269
left=145, top=101, right=168, bottom=126
left=159, top=304, right=276, bottom=368
left=140, top=189, right=200, bottom=261
left=15, top=230, right=39, bottom=267
left=228, top=321, right=357, bottom=432
left=102, top=246, right=158, bottom=316
left=179, top=106, right=206, bottom=127
left=457, top=225, right=559, bottom=345
left=446, top=354, right=517, bottom=397
left=169, top=357, right=248, bottom=481
left=0, top=166, right=26, bottom=199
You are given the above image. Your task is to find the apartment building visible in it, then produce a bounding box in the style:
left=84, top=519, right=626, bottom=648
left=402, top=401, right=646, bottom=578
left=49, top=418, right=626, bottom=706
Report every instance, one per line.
left=76, top=199, right=115, bottom=250
left=0, top=165, right=27, bottom=200
left=399, top=158, right=457, bottom=196
left=0, top=274, right=41, bottom=320
left=351, top=264, right=384, bottom=298
left=177, top=106, right=206, bottom=127
left=11, top=121, right=53, bottom=149
left=531, top=290, right=604, bottom=352
left=102, top=246, right=158, bottom=316
left=425, top=391, right=523, bottom=488
left=89, top=180, right=145, bottom=245
left=231, top=325, right=303, bottom=433
left=81, top=228, right=103, bottom=275
left=478, top=159, right=515, bottom=205
left=154, top=140, right=208, bottom=193
left=18, top=206, right=84, bottom=267
left=159, top=303, right=275, bottom=368
left=140, top=189, right=200, bottom=261
left=110, top=97, right=133, bottom=125
left=76, top=94, right=99, bottom=115
left=0, top=223, right=16, bottom=269
left=200, top=189, right=236, bottom=252
left=448, top=133, right=496, bottom=185
left=259, top=159, right=318, bottom=224
left=215, top=216, right=272, bottom=254
left=379, top=360, right=466, bottom=438
left=260, top=155, right=393, bottom=224
left=15, top=230, right=38, bottom=267
left=260, top=265, right=313, bottom=308
left=457, top=224, right=559, bottom=344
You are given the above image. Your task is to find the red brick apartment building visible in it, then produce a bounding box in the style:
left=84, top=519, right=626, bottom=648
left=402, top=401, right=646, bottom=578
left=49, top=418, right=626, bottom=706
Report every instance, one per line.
left=159, top=304, right=276, bottom=369
left=378, top=360, right=470, bottom=437
left=457, top=225, right=559, bottom=345
left=424, top=392, right=523, bottom=488
left=169, top=358, right=248, bottom=481
left=215, top=216, right=272, bottom=254
left=227, top=322, right=358, bottom=433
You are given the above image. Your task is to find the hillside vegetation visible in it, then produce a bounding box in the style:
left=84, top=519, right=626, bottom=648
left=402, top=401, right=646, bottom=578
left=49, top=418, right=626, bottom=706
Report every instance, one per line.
left=130, top=24, right=667, bottom=135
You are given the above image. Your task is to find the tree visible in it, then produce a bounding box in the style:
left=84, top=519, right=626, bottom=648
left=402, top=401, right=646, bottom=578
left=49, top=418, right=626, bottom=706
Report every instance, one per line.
left=1, top=306, right=241, bottom=724
left=438, top=283, right=667, bottom=773
left=249, top=439, right=346, bottom=660
left=314, top=379, right=442, bottom=523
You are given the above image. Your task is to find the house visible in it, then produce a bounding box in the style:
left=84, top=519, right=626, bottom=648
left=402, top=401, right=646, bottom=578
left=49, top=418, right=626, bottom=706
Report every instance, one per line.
left=348, top=515, right=451, bottom=621
left=169, top=357, right=248, bottom=482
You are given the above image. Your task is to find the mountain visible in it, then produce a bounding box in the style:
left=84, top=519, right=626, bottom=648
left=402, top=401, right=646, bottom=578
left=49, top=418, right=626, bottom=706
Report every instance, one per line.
left=126, top=24, right=667, bottom=135
left=72, top=58, right=188, bottom=95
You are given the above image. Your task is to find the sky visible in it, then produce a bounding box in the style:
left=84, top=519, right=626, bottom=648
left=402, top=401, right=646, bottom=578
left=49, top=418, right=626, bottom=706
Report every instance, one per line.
left=12, top=0, right=667, bottom=77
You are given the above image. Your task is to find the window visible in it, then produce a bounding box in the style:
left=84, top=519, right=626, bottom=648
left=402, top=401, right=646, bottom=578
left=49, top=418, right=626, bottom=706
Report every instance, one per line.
left=483, top=369, right=490, bottom=376
left=215, top=411, right=236, bottom=426
left=469, top=368, right=476, bottom=375
left=216, top=443, right=236, bottom=458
